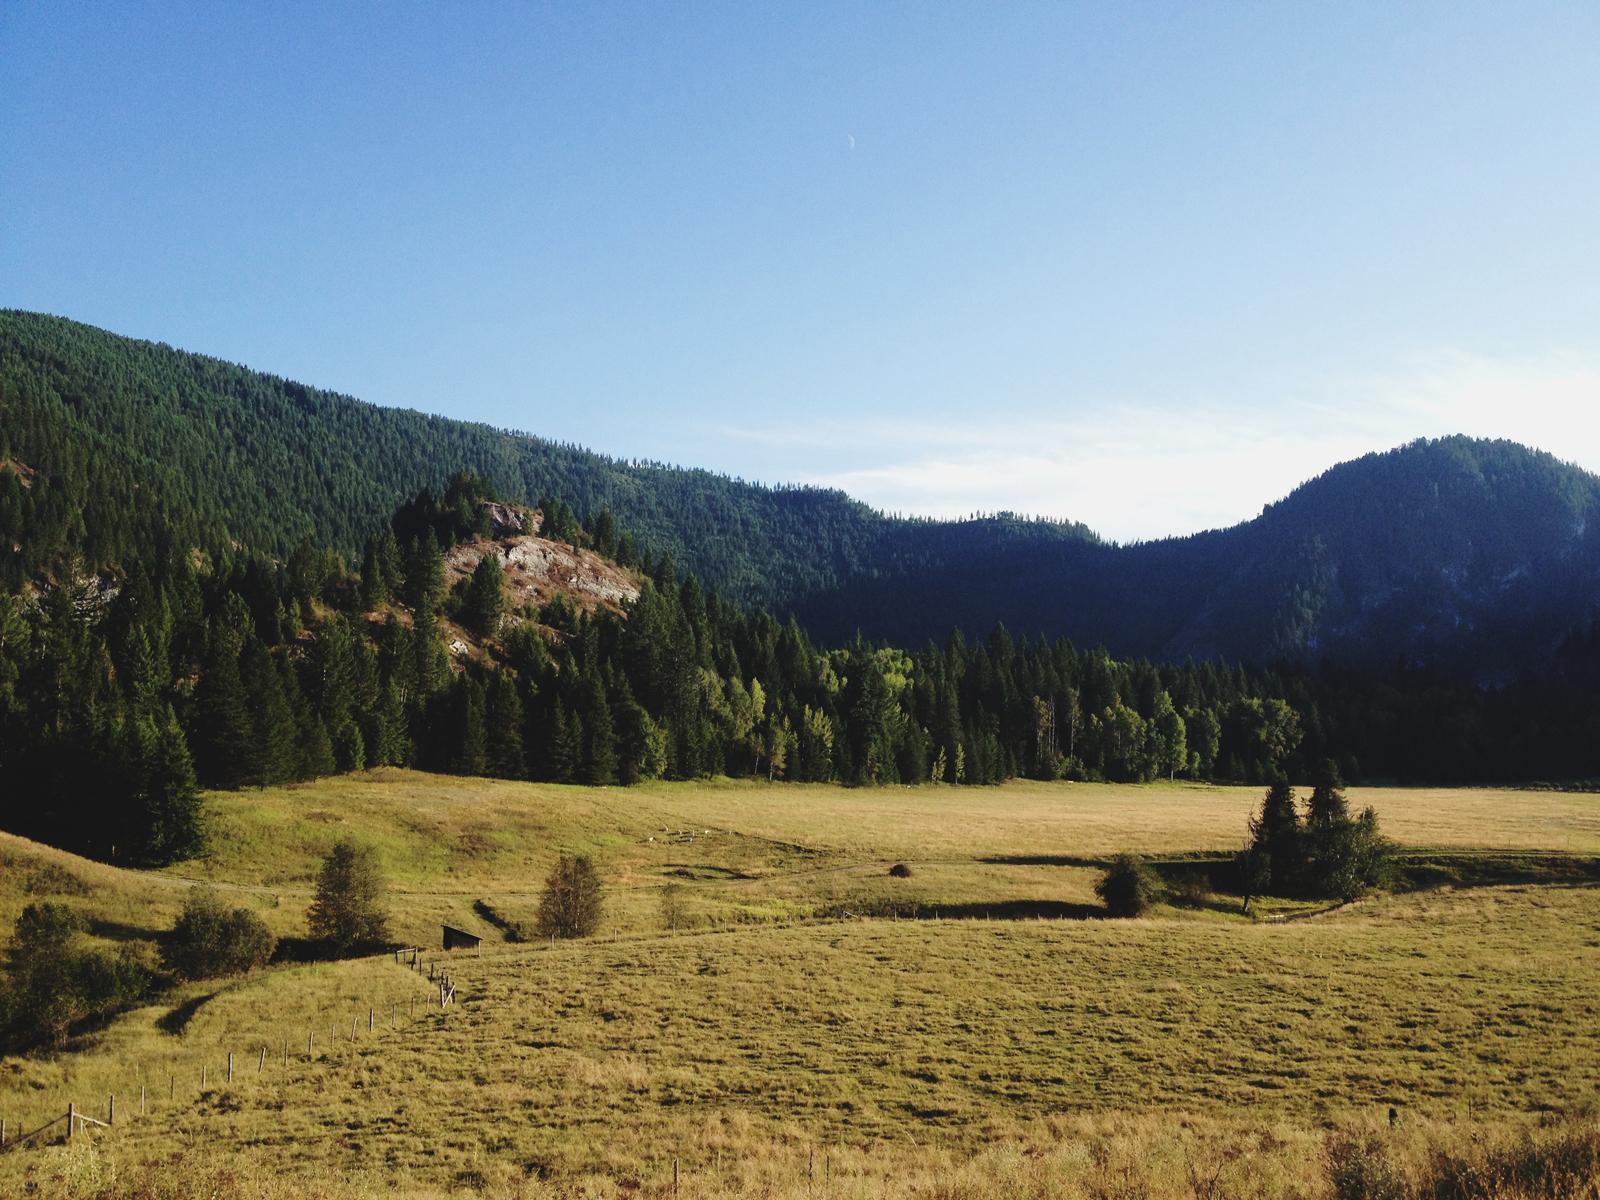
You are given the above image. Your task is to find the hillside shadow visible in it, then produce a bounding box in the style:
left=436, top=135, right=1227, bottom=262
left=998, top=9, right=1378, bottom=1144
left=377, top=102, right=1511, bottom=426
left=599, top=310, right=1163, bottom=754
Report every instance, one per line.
left=980, top=854, right=1109, bottom=869
left=819, top=898, right=1105, bottom=921
left=473, top=898, right=526, bottom=942
left=919, top=900, right=1105, bottom=921
left=87, top=917, right=165, bottom=942
left=158, top=987, right=231, bottom=1035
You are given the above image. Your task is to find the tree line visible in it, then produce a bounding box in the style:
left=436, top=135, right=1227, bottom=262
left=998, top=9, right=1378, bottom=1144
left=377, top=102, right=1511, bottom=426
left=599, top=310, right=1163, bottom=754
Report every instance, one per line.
left=5, top=473, right=1600, bottom=869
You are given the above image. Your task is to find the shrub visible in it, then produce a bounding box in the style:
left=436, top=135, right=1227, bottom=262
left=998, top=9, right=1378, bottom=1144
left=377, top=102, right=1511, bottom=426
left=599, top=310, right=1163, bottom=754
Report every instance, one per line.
left=162, top=888, right=277, bottom=980
left=1307, top=807, right=1394, bottom=902
left=307, top=840, right=389, bottom=954
left=888, top=862, right=913, bottom=878
left=1095, top=854, right=1162, bottom=917
left=658, top=881, right=690, bottom=931
left=1170, top=869, right=1210, bottom=907
left=1, top=903, right=153, bottom=1049
left=1326, top=1136, right=1405, bottom=1200
left=536, top=854, right=604, bottom=939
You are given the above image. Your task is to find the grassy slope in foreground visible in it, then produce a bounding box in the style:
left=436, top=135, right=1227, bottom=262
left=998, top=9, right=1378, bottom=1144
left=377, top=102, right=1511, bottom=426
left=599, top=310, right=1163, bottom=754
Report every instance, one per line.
left=0, top=772, right=1597, bottom=1197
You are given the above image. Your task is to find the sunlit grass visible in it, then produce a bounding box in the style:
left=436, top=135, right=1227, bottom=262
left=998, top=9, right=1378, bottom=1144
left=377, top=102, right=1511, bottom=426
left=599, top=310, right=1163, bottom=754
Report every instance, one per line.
left=2, top=770, right=1597, bottom=1195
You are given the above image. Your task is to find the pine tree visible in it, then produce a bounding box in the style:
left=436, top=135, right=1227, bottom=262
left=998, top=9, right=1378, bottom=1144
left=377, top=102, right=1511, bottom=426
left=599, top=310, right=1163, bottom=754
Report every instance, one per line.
left=139, top=705, right=205, bottom=864
left=546, top=699, right=580, bottom=783
left=578, top=675, right=617, bottom=785
left=1307, top=759, right=1350, bottom=825
left=484, top=671, right=525, bottom=779
left=451, top=675, right=487, bottom=776
left=462, top=552, right=505, bottom=638
left=192, top=622, right=252, bottom=789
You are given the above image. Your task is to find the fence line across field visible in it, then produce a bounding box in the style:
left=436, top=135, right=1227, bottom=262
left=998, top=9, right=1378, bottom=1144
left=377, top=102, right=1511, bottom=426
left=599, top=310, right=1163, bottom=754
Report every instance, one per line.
left=0, top=950, right=461, bottom=1153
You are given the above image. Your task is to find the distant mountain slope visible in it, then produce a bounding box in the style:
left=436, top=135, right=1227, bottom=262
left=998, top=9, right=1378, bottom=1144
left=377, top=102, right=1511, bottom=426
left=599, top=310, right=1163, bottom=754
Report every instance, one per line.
left=4, top=311, right=1597, bottom=673
left=0, top=310, right=1094, bottom=607
left=796, top=437, right=1600, bottom=675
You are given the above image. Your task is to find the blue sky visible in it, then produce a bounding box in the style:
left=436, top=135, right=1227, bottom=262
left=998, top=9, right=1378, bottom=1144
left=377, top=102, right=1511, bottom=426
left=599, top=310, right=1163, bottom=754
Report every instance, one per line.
left=4, top=2, right=1597, bottom=541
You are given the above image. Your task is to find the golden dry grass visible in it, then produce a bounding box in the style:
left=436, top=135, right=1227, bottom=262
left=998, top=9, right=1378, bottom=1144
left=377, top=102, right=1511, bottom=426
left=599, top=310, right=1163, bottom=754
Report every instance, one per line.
left=2, top=770, right=1597, bottom=1197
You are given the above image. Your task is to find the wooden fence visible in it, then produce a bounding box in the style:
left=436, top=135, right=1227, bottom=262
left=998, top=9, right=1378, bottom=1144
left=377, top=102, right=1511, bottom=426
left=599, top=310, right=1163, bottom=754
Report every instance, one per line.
left=0, top=949, right=461, bottom=1153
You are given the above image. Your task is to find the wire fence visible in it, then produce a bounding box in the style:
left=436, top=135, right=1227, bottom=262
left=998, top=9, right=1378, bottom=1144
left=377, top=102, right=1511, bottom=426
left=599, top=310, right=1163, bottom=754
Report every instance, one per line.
left=0, top=949, right=462, bottom=1154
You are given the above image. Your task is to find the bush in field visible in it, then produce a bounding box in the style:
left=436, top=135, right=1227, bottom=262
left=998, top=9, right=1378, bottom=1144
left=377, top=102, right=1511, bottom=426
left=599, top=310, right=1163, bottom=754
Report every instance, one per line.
left=1, top=903, right=151, bottom=1049
left=1095, top=854, right=1162, bottom=917
left=536, top=854, right=604, bottom=939
left=1326, top=1136, right=1405, bottom=1200
left=888, top=862, right=913, bottom=878
left=308, top=840, right=389, bottom=953
left=1306, top=807, right=1393, bottom=902
left=162, top=888, right=277, bottom=980
left=658, top=881, right=690, bottom=931
left=1170, top=869, right=1210, bottom=907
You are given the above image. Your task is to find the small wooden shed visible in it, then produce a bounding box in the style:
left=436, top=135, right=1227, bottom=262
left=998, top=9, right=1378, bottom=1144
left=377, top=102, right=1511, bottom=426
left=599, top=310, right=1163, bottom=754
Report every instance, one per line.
left=442, top=924, right=482, bottom=951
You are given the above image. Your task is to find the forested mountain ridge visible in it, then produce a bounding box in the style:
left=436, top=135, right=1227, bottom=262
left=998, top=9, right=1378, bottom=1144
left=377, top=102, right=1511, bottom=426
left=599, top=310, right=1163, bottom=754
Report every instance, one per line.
left=799, top=437, right=1600, bottom=677
left=4, top=309, right=1598, bottom=676
left=0, top=309, right=1094, bottom=609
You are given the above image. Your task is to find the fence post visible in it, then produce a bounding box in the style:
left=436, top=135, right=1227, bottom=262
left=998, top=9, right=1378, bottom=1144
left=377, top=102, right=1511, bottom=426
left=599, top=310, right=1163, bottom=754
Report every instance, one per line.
left=108, top=1093, right=115, bottom=1124
left=259, top=1046, right=267, bottom=1073
left=369, top=1007, right=374, bottom=1033
left=66, top=1102, right=75, bottom=1141
left=673, top=1157, right=679, bottom=1197
left=141, top=1085, right=146, bottom=1116
left=201, top=1065, right=207, bottom=1090
left=308, top=1031, right=314, bottom=1060
left=227, top=1053, right=233, bottom=1083
left=350, top=1016, right=357, bottom=1042
left=169, top=1075, right=174, bottom=1101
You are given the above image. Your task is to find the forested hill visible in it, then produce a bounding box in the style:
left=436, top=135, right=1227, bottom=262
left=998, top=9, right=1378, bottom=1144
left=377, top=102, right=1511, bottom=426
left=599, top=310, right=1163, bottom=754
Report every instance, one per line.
left=0, top=310, right=1094, bottom=607
left=4, top=310, right=1598, bottom=675
left=798, top=437, right=1600, bottom=677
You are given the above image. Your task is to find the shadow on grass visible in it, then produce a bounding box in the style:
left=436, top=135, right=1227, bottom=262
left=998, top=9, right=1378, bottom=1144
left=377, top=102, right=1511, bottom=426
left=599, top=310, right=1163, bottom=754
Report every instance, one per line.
left=473, top=898, right=527, bottom=943
left=816, top=898, right=1106, bottom=921
left=1394, top=853, right=1600, bottom=890
left=87, top=917, right=166, bottom=942
left=270, top=936, right=390, bottom=964
left=158, top=986, right=234, bottom=1035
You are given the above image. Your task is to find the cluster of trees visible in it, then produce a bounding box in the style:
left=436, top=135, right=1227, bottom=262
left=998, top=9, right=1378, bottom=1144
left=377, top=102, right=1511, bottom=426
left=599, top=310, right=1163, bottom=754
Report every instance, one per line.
left=1241, top=764, right=1391, bottom=909
left=0, top=903, right=151, bottom=1048
left=0, top=839, right=383, bottom=1052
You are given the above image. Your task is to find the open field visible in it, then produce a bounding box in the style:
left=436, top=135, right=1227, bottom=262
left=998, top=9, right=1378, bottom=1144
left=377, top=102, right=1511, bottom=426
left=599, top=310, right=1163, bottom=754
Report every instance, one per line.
left=2, top=771, right=1598, bottom=1197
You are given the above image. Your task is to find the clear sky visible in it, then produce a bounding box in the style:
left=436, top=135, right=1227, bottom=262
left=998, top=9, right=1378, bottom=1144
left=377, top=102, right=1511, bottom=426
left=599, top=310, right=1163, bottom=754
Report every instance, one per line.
left=4, top=2, right=1597, bottom=541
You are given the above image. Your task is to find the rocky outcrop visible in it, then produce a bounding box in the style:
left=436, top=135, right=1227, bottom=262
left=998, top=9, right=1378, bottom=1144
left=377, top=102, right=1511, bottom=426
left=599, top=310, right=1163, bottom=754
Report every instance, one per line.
left=444, top=532, right=640, bottom=618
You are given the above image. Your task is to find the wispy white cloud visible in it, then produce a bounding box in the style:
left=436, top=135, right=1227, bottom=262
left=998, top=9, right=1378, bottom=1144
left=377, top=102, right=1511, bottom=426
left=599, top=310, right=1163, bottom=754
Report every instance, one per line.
left=713, top=350, right=1600, bottom=543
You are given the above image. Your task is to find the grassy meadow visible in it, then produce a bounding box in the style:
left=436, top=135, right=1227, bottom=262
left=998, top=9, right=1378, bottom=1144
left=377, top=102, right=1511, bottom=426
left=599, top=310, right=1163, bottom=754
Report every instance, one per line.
left=1, top=770, right=1598, bottom=1197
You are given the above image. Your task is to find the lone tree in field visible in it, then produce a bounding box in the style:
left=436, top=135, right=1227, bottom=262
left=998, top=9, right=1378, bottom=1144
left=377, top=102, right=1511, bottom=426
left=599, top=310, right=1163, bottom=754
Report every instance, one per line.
left=1095, top=853, right=1162, bottom=917
left=536, top=854, right=604, bottom=939
left=308, top=840, right=389, bottom=953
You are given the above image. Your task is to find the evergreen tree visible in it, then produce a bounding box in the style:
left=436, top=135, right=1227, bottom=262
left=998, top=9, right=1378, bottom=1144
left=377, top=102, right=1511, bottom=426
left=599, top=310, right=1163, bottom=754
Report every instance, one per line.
left=1307, top=758, right=1350, bottom=825
left=578, top=675, right=618, bottom=785
left=462, top=552, right=505, bottom=638
left=138, top=705, right=205, bottom=864
left=546, top=699, right=580, bottom=783
left=192, top=621, right=252, bottom=789
left=484, top=671, right=526, bottom=779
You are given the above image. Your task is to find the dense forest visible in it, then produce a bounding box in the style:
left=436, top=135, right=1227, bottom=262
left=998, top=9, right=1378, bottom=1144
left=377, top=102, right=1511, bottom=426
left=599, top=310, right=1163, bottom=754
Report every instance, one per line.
left=3, top=471, right=1599, bottom=868
left=6, top=310, right=1597, bottom=673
